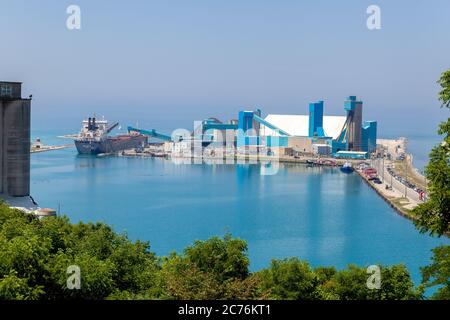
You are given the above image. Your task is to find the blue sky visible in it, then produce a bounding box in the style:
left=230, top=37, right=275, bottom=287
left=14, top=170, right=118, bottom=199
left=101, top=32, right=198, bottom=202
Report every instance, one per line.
left=1, top=0, right=449, bottom=136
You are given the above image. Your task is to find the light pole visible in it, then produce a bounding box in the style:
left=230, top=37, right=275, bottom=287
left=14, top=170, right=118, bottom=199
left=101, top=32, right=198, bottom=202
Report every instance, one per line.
left=390, top=168, right=393, bottom=189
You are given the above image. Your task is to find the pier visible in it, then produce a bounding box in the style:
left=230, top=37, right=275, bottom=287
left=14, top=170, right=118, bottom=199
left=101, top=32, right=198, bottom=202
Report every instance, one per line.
left=31, top=143, right=71, bottom=154
left=356, top=166, right=420, bottom=220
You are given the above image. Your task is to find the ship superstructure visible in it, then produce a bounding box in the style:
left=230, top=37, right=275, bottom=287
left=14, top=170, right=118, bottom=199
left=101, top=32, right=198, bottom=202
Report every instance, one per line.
left=74, top=117, right=147, bottom=155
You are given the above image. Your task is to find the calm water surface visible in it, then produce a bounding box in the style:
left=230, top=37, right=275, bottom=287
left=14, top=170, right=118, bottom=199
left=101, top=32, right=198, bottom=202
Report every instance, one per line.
left=30, top=132, right=449, bottom=286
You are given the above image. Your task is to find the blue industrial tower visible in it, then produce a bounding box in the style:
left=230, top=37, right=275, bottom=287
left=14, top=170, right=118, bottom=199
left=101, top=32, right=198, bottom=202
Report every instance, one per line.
left=308, top=101, right=325, bottom=137
left=343, top=96, right=363, bottom=151
left=361, top=121, right=377, bottom=153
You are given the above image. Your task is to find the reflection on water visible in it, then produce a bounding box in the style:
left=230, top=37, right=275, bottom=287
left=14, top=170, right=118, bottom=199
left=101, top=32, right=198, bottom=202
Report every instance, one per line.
left=30, top=147, right=449, bottom=287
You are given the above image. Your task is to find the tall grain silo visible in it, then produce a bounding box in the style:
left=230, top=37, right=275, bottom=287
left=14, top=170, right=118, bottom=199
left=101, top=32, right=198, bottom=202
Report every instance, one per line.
left=0, top=81, right=31, bottom=197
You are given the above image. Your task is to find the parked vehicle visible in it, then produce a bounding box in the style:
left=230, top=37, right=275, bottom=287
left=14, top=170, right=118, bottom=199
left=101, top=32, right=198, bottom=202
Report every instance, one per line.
left=372, top=178, right=382, bottom=184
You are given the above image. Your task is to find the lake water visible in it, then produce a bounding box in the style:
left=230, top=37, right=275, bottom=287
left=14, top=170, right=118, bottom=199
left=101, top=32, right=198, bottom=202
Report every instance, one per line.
left=407, top=135, right=441, bottom=172
left=30, top=131, right=449, bottom=287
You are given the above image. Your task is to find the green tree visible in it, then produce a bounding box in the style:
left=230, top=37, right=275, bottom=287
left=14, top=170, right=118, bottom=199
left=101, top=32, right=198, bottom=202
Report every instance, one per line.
left=108, top=237, right=161, bottom=295
left=321, top=264, right=419, bottom=300
left=420, top=246, right=450, bottom=299
left=161, top=253, right=223, bottom=299
left=257, top=260, right=418, bottom=300
left=411, top=70, right=450, bottom=301
left=0, top=271, right=44, bottom=300
left=257, top=258, right=321, bottom=300
left=184, top=233, right=250, bottom=282
left=438, top=70, right=450, bottom=109
left=48, top=251, right=115, bottom=299
left=413, top=70, right=450, bottom=236
left=0, top=202, right=430, bottom=300
left=160, top=234, right=262, bottom=299
left=0, top=203, right=163, bottom=300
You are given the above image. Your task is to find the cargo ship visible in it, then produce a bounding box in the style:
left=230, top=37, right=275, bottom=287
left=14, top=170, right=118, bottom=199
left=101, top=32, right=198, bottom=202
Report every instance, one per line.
left=74, top=117, right=148, bottom=155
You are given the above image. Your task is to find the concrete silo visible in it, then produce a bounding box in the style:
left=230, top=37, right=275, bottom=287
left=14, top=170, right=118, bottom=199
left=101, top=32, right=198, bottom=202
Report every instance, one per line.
left=0, top=82, right=31, bottom=197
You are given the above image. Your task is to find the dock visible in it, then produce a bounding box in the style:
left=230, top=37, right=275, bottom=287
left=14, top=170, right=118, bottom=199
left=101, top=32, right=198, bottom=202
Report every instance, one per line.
left=356, top=167, right=420, bottom=220
left=31, top=144, right=71, bottom=153
left=31, top=137, right=72, bottom=154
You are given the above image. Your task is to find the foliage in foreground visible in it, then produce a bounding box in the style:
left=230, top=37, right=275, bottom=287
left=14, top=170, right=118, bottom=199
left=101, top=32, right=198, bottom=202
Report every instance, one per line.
left=412, top=69, right=450, bottom=236
left=420, top=246, right=450, bottom=300
left=0, top=203, right=447, bottom=300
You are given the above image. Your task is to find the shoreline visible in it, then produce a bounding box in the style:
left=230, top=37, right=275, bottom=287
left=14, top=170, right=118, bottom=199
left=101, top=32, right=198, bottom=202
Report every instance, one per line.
left=122, top=146, right=429, bottom=230
left=33, top=135, right=435, bottom=235
left=356, top=168, right=416, bottom=220
left=31, top=144, right=72, bottom=154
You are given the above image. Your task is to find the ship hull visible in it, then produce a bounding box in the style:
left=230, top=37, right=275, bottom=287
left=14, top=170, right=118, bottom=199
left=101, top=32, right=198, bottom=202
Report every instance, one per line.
left=75, top=135, right=147, bottom=155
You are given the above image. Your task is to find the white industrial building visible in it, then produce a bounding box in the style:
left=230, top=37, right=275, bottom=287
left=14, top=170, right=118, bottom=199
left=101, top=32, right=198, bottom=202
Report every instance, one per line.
left=261, top=114, right=347, bottom=139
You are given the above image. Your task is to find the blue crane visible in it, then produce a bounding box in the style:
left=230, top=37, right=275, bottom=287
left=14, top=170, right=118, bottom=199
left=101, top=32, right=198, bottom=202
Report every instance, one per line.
left=127, top=126, right=173, bottom=142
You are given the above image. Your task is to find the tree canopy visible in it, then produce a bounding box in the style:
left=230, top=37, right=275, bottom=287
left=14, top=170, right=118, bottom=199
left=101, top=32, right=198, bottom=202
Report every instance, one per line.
left=438, top=70, right=450, bottom=109
left=256, top=259, right=419, bottom=300
left=413, top=70, right=450, bottom=236
left=420, top=245, right=450, bottom=300
left=0, top=202, right=161, bottom=300
left=0, top=202, right=430, bottom=300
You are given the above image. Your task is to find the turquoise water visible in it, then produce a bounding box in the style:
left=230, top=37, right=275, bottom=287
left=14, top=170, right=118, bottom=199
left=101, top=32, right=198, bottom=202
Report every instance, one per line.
left=30, top=131, right=449, bottom=287
left=407, top=135, right=441, bottom=172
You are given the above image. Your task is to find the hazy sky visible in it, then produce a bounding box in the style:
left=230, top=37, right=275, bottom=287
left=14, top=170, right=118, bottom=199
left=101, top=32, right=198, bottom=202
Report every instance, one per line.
left=1, top=0, right=449, bottom=136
